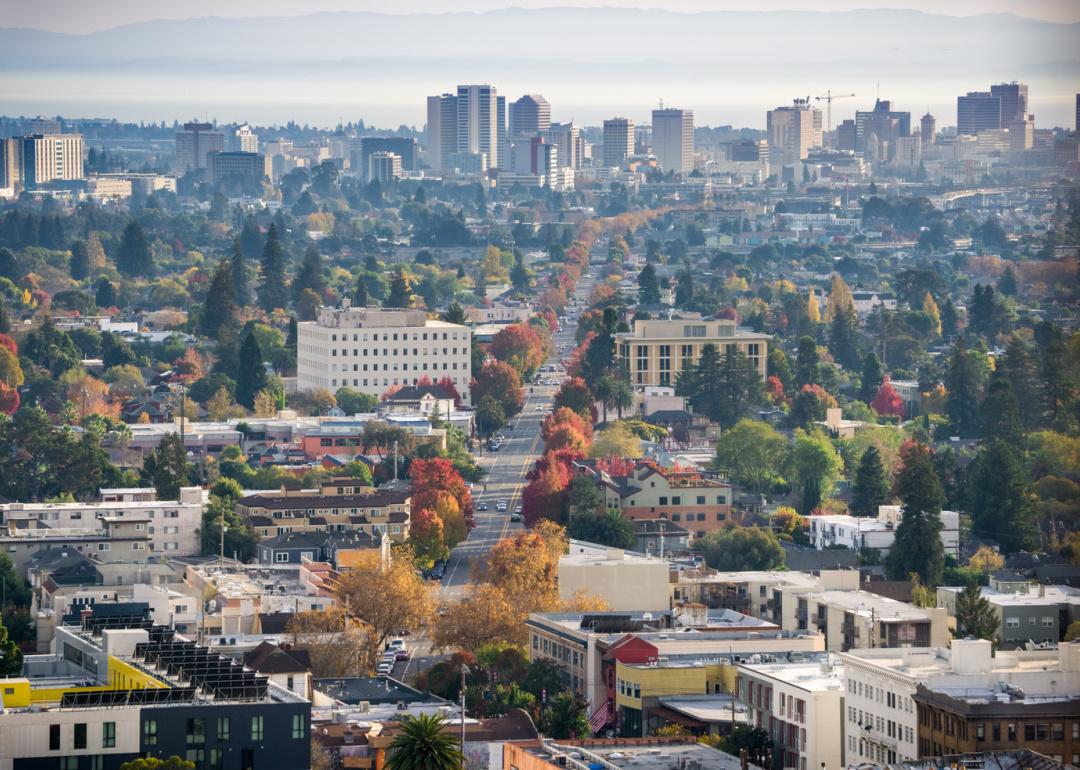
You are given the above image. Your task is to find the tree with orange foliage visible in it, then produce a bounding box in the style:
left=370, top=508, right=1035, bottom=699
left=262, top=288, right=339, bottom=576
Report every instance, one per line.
left=67, top=375, right=121, bottom=420
left=541, top=407, right=593, bottom=446
left=0, top=384, right=18, bottom=415
left=173, top=348, right=204, bottom=381
left=489, top=323, right=546, bottom=379
left=521, top=449, right=576, bottom=526
left=470, top=360, right=524, bottom=417
left=544, top=423, right=590, bottom=455
left=871, top=377, right=905, bottom=418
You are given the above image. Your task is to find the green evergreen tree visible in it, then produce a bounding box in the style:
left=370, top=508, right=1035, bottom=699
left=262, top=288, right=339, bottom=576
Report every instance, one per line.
left=674, top=267, right=694, bottom=306
left=0, top=298, right=9, bottom=334
left=291, top=245, right=326, bottom=304
left=239, top=216, right=263, bottom=259
left=94, top=278, right=119, bottom=309
left=69, top=239, right=91, bottom=281
left=955, top=582, right=999, bottom=641
left=795, top=336, right=819, bottom=387
left=441, top=301, right=465, bottom=325
left=140, top=432, right=189, bottom=501
left=886, top=442, right=945, bottom=586
left=235, top=330, right=270, bottom=410
left=1037, top=326, right=1074, bottom=431
left=996, top=265, right=1018, bottom=297
left=979, top=375, right=1022, bottom=444
left=200, top=259, right=237, bottom=339
left=352, top=273, right=369, bottom=307
left=829, top=306, right=860, bottom=370
left=851, top=446, right=889, bottom=518
left=939, top=297, right=958, bottom=337
left=230, top=237, right=249, bottom=307
left=945, top=339, right=980, bottom=438
left=637, top=262, right=661, bottom=305
left=966, top=440, right=1037, bottom=554
left=385, top=268, right=414, bottom=308
left=510, top=251, right=531, bottom=293
left=117, top=220, right=153, bottom=277
left=859, top=352, right=884, bottom=404
left=999, top=335, right=1038, bottom=430
left=256, top=224, right=289, bottom=312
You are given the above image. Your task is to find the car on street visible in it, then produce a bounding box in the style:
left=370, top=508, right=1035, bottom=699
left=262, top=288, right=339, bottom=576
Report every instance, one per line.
left=477, top=502, right=489, bottom=511
left=395, top=648, right=410, bottom=661
left=510, top=513, right=523, bottom=522
left=496, top=500, right=508, bottom=511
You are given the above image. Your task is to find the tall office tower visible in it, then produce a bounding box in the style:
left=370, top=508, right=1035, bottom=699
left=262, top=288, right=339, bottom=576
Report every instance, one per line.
left=20, top=134, right=84, bottom=188
left=0, top=138, right=21, bottom=189
left=651, top=108, right=694, bottom=175
left=426, top=93, right=458, bottom=172
left=991, top=82, right=1028, bottom=125
left=1008, top=113, right=1035, bottom=151
left=541, top=122, right=580, bottom=169
left=175, top=122, right=225, bottom=175
left=509, top=95, right=551, bottom=137
left=29, top=116, right=61, bottom=135
left=456, top=84, right=500, bottom=169
left=207, top=151, right=267, bottom=187
left=957, top=92, right=1002, bottom=135
left=602, top=118, right=634, bottom=167
left=496, top=95, right=507, bottom=170
left=920, top=113, right=937, bottom=144
left=767, top=99, right=823, bottom=164
left=233, top=124, right=259, bottom=153
left=854, top=99, right=910, bottom=153
left=835, top=120, right=857, bottom=151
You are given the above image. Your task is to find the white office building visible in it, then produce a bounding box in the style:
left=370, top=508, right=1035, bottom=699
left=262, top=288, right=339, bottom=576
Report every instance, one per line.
left=456, top=84, right=500, bottom=169
left=296, top=304, right=472, bottom=403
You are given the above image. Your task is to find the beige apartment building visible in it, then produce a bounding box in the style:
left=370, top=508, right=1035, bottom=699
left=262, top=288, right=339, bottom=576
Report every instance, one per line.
left=616, top=314, right=768, bottom=388
left=296, top=303, right=472, bottom=402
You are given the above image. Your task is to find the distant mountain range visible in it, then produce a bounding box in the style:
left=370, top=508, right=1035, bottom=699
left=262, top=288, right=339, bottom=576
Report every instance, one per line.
left=2, top=8, right=1076, bottom=72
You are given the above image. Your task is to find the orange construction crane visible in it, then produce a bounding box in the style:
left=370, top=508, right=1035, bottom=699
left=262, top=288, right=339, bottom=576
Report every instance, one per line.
left=815, top=91, right=856, bottom=147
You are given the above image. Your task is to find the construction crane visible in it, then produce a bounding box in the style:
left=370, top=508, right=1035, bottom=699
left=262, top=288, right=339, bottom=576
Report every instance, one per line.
left=815, top=91, right=856, bottom=147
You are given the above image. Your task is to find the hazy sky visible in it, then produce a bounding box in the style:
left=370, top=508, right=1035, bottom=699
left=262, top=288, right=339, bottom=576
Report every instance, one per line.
left=8, top=0, right=1080, bottom=32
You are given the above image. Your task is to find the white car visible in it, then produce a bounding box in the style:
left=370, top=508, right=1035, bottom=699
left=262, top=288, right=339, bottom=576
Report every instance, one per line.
left=496, top=501, right=508, bottom=512
left=389, top=639, right=406, bottom=650
left=377, top=662, right=393, bottom=675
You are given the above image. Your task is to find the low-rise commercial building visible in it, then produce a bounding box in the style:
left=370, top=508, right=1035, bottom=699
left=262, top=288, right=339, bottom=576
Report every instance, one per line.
left=808, top=504, right=960, bottom=559
left=236, top=487, right=411, bottom=542
left=557, top=547, right=671, bottom=611
left=937, top=583, right=1080, bottom=648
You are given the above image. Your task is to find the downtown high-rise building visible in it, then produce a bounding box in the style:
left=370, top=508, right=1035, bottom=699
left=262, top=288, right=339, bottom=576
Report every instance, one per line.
left=957, top=92, right=1003, bottom=135
left=651, top=108, right=694, bottom=175
left=854, top=99, right=910, bottom=153
left=14, top=133, right=85, bottom=188
left=509, top=95, right=551, bottom=138
left=456, top=84, right=500, bottom=169
left=426, top=93, right=458, bottom=172
left=175, top=122, right=225, bottom=175
left=29, top=116, right=61, bottom=135
left=540, top=122, right=581, bottom=169
left=767, top=99, right=822, bottom=164
left=602, top=118, right=634, bottom=168
left=990, top=82, right=1028, bottom=126
left=233, top=124, right=259, bottom=153
left=920, top=113, right=936, bottom=144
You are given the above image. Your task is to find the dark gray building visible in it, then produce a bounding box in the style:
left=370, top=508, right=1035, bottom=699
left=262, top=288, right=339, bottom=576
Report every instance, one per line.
left=355, top=137, right=419, bottom=177
left=957, top=91, right=1002, bottom=135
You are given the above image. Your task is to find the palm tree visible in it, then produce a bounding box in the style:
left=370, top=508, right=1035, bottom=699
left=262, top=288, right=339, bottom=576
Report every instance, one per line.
left=386, top=713, right=464, bottom=770
left=592, top=374, right=616, bottom=424
left=611, top=376, right=634, bottom=420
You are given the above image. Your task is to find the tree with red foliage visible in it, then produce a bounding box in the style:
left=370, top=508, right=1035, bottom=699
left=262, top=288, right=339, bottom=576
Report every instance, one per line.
left=564, top=332, right=594, bottom=379
left=553, top=377, right=595, bottom=423
left=0, top=383, right=19, bottom=415
left=381, top=384, right=404, bottom=400
left=542, top=407, right=593, bottom=446
left=595, top=456, right=636, bottom=478
left=470, top=360, right=524, bottom=418
left=871, top=377, right=905, bottom=418
left=716, top=307, right=740, bottom=322
left=489, top=323, right=546, bottom=379
left=545, top=423, right=589, bottom=455
left=435, top=377, right=463, bottom=408
left=765, top=375, right=786, bottom=405
left=0, top=334, right=16, bottom=355
left=521, top=449, right=576, bottom=527
left=409, top=457, right=473, bottom=518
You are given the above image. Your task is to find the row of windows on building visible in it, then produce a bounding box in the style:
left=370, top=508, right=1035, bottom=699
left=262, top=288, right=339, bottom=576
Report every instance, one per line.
left=626, top=495, right=728, bottom=507
left=1004, top=614, right=1056, bottom=628
left=327, top=346, right=466, bottom=359
left=848, top=706, right=914, bottom=742
left=266, top=523, right=403, bottom=536
left=532, top=634, right=582, bottom=668
left=846, top=677, right=915, bottom=713
left=252, top=507, right=399, bottom=518
left=848, top=736, right=902, bottom=765
left=328, top=331, right=464, bottom=342
left=615, top=677, right=641, bottom=699
left=328, top=375, right=466, bottom=389
left=27, top=509, right=183, bottom=521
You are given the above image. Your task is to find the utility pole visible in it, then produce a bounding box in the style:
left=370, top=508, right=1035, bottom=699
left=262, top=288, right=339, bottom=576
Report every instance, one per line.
left=393, top=439, right=399, bottom=481
left=460, top=664, right=470, bottom=767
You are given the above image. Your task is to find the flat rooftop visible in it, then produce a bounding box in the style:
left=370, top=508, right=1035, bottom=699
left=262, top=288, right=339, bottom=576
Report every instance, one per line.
left=803, top=589, right=937, bottom=621
left=739, top=660, right=846, bottom=692
left=567, top=741, right=759, bottom=770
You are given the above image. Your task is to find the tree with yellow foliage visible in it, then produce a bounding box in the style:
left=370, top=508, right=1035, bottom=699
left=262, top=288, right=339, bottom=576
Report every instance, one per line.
left=806, top=291, right=821, bottom=324
left=824, top=274, right=855, bottom=322
left=923, top=291, right=942, bottom=336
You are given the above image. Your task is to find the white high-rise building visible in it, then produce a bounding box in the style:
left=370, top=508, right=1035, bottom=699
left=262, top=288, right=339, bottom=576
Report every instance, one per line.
left=541, top=122, right=581, bottom=169
left=426, top=93, right=458, bottom=172
left=296, top=305, right=472, bottom=402
left=456, top=84, right=500, bottom=169
left=602, top=118, right=634, bottom=168
left=233, top=124, right=259, bottom=153
left=651, top=108, right=694, bottom=174
left=368, top=151, right=402, bottom=184
left=767, top=99, right=823, bottom=164
left=21, top=133, right=85, bottom=188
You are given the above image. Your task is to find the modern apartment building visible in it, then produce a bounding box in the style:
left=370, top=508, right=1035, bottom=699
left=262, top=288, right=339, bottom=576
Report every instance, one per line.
left=936, top=582, right=1080, bottom=648
left=808, top=505, right=960, bottom=559
left=236, top=487, right=412, bottom=542
left=456, top=84, right=500, bottom=169
left=615, top=314, right=769, bottom=388
left=0, top=621, right=310, bottom=770
left=736, top=658, right=846, bottom=770
left=233, top=124, right=259, bottom=153
left=912, top=641, right=1080, bottom=762
left=1, top=487, right=204, bottom=559
left=425, top=93, right=458, bottom=172
left=174, top=121, right=225, bottom=174
left=295, top=304, right=472, bottom=402
left=651, top=108, right=694, bottom=175
left=509, top=94, right=551, bottom=138
left=602, top=118, right=635, bottom=168
left=767, top=99, right=823, bottom=164
left=839, top=639, right=1068, bottom=766
left=541, top=122, right=581, bottom=169
left=957, top=92, right=1003, bottom=135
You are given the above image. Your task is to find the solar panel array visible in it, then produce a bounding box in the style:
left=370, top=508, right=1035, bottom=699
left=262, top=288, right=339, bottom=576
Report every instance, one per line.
left=134, top=639, right=269, bottom=701
left=60, top=686, right=199, bottom=708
